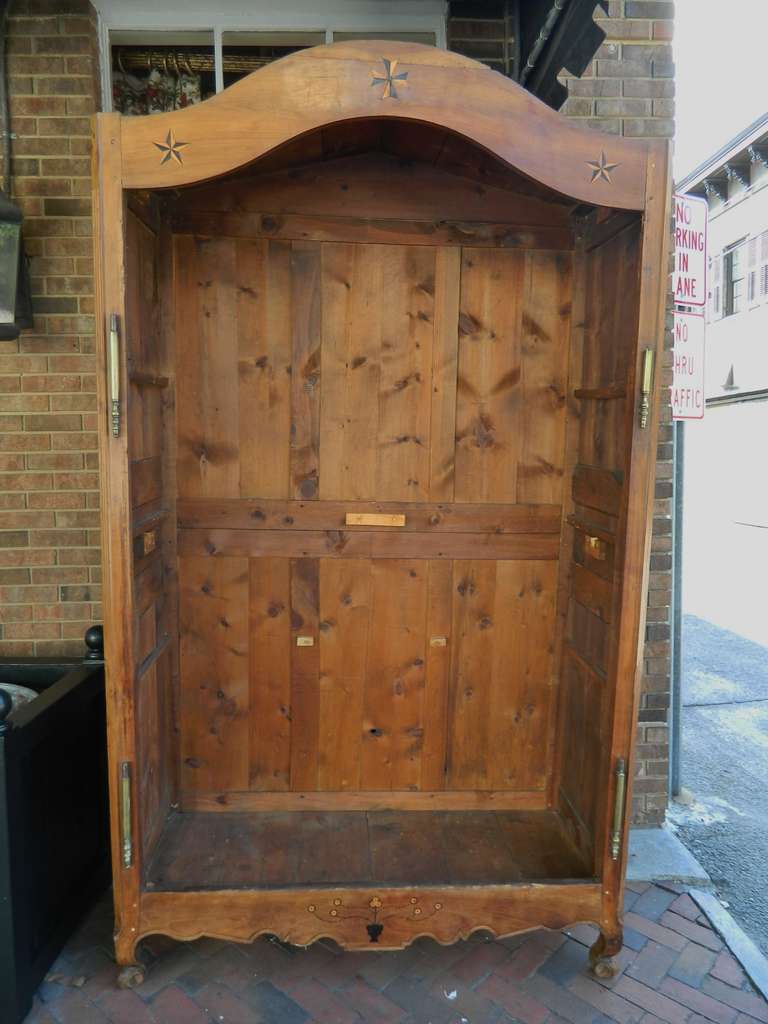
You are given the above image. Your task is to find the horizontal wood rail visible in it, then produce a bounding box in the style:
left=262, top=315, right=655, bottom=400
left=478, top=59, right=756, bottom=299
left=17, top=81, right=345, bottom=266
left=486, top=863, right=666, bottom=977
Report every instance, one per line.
left=571, top=465, right=623, bottom=518
left=129, top=371, right=170, bottom=388
left=567, top=515, right=616, bottom=544
left=563, top=643, right=607, bottom=684
left=181, top=790, right=548, bottom=813
left=177, top=498, right=562, bottom=535
left=171, top=211, right=575, bottom=252
left=572, top=564, right=614, bottom=624
left=573, top=385, right=626, bottom=401
left=177, top=527, right=560, bottom=561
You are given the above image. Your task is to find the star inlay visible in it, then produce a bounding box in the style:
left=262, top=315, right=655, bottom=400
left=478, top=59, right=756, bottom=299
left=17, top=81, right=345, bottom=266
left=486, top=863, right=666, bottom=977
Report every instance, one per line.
left=153, top=130, right=189, bottom=166
left=371, top=58, right=408, bottom=99
left=587, top=151, right=619, bottom=184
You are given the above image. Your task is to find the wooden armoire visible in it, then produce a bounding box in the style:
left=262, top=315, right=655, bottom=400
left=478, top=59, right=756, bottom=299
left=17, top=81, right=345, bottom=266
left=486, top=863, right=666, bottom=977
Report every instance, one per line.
left=92, top=41, right=670, bottom=987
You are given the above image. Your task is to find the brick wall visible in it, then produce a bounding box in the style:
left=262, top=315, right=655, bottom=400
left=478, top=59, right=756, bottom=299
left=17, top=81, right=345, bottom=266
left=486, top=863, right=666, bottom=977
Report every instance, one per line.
left=559, top=0, right=675, bottom=826
left=0, top=0, right=674, bottom=823
left=0, top=0, right=101, bottom=656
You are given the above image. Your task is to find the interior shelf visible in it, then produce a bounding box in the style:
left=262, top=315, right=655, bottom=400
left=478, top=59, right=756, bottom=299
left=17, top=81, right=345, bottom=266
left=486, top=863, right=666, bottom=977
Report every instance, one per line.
left=145, top=809, right=594, bottom=891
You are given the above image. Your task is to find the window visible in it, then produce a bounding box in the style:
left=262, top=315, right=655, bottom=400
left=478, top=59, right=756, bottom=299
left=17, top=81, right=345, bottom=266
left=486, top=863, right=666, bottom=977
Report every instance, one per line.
left=102, top=4, right=447, bottom=114
left=748, top=236, right=758, bottom=305
left=712, top=254, right=721, bottom=317
left=722, top=241, right=746, bottom=316
left=761, top=230, right=768, bottom=299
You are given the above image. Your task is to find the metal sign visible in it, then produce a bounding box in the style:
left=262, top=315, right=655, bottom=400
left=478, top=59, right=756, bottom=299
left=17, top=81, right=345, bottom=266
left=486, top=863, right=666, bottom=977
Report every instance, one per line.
left=671, top=310, right=705, bottom=420
left=673, top=193, right=707, bottom=307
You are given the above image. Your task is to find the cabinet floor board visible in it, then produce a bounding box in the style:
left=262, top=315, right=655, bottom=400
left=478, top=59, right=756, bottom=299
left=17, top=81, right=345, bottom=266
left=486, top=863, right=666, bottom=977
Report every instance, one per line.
left=145, top=809, right=593, bottom=891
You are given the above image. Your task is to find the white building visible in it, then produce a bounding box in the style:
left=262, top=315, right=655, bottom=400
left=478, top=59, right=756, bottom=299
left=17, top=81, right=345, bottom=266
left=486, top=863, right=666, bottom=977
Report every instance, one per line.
left=677, top=115, right=768, bottom=647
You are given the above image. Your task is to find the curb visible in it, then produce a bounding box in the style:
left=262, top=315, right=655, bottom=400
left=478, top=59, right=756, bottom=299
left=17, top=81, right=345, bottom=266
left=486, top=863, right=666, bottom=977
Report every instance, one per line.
left=690, top=888, right=768, bottom=1003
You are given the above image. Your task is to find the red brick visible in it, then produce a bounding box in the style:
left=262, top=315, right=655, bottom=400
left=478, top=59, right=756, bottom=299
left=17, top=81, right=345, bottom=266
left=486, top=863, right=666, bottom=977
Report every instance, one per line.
left=22, top=373, right=81, bottom=392
left=39, top=987, right=112, bottom=1023
left=34, top=600, right=92, bottom=620
left=624, top=913, right=687, bottom=951
left=701, top=978, right=768, bottom=1022
left=149, top=985, right=212, bottom=1024
left=450, top=938, right=511, bottom=982
left=0, top=510, right=55, bottom=528
left=5, top=621, right=61, bottom=639
left=659, top=912, right=723, bottom=952
left=51, top=430, right=97, bottom=450
left=0, top=566, right=31, bottom=584
left=614, top=977, right=690, bottom=1024
left=497, top=933, right=557, bottom=981
left=660, top=977, right=737, bottom=1024
left=28, top=452, right=84, bottom=469
left=710, top=951, right=745, bottom=988
left=24, top=412, right=82, bottom=431
left=476, top=972, right=549, bottom=1023
left=94, top=987, right=158, bottom=1024
left=0, top=639, right=35, bottom=655
left=0, top=548, right=55, bottom=566
left=570, top=974, right=645, bottom=1024
left=288, top=977, right=365, bottom=1024
left=341, top=978, right=407, bottom=1023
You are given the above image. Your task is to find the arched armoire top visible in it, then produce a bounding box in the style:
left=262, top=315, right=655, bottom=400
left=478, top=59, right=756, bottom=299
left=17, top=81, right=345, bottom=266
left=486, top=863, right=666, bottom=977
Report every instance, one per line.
left=109, top=40, right=659, bottom=210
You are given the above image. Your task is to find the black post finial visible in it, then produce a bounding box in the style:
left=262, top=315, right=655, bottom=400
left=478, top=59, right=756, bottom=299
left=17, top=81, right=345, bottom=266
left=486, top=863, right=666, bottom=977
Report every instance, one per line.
left=84, top=624, right=104, bottom=662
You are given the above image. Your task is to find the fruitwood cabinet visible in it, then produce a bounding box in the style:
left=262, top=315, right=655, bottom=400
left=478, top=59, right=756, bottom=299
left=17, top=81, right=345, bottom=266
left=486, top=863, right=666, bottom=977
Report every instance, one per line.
left=92, top=41, right=670, bottom=986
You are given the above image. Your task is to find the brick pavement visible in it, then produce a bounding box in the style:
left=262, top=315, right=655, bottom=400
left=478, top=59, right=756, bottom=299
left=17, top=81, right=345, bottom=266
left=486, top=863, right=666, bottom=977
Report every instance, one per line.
left=24, top=883, right=768, bottom=1024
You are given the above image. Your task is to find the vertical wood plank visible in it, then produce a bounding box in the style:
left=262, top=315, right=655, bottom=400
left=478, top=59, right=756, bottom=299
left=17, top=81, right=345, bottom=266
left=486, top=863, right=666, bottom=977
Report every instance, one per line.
left=175, top=236, right=240, bottom=499
left=249, top=557, right=291, bottom=791
left=361, top=560, right=428, bottom=791
left=179, top=556, right=249, bottom=794
left=446, top=559, right=497, bottom=789
left=319, top=242, right=381, bottom=500
left=289, top=557, right=320, bottom=790
left=375, top=245, right=435, bottom=501
left=237, top=238, right=292, bottom=498
left=290, top=241, right=322, bottom=499
left=420, top=559, right=453, bottom=790
left=454, top=248, right=525, bottom=503
left=488, top=560, right=558, bottom=791
left=317, top=558, right=372, bottom=791
left=429, top=247, right=460, bottom=501
left=518, top=252, right=572, bottom=504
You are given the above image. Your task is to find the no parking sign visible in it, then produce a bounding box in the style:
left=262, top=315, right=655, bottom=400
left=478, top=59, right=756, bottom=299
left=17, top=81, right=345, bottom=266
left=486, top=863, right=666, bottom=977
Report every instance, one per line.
left=674, top=193, right=707, bottom=308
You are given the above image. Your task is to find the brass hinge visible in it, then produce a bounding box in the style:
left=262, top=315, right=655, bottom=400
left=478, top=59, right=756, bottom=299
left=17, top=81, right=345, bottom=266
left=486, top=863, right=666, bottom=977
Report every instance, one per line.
left=119, top=761, right=133, bottom=868
left=639, top=349, right=655, bottom=429
left=108, top=313, right=121, bottom=438
left=610, top=757, right=627, bottom=860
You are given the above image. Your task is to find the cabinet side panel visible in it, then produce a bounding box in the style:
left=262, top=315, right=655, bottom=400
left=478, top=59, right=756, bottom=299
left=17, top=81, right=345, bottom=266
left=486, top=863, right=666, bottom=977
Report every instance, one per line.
left=555, top=215, right=643, bottom=868
left=125, top=205, right=178, bottom=865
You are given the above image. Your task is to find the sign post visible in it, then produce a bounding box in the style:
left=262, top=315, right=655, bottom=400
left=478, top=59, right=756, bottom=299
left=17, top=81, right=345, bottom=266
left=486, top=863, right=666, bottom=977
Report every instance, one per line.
left=673, top=193, right=707, bottom=308
left=670, top=310, right=705, bottom=420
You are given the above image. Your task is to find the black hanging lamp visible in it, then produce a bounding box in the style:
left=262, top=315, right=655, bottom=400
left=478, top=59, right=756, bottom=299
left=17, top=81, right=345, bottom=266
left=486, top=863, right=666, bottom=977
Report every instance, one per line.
left=0, top=187, right=21, bottom=339
left=0, top=0, right=31, bottom=341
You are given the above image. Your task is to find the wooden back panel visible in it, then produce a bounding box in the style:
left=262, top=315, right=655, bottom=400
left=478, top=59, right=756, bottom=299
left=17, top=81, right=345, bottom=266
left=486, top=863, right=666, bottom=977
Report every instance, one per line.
left=169, top=158, right=574, bottom=808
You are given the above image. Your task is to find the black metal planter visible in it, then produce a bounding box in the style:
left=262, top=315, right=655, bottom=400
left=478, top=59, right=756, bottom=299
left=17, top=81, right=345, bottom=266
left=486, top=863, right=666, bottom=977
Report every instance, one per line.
left=0, top=628, right=110, bottom=1024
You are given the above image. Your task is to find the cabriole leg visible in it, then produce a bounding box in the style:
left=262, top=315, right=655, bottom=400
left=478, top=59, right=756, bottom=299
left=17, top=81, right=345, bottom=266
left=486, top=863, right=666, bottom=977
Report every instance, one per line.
left=589, top=926, right=623, bottom=979
left=115, top=932, right=147, bottom=989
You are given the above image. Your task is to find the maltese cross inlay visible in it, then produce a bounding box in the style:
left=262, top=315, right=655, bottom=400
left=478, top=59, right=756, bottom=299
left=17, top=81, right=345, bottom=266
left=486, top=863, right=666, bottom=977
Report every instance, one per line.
left=587, top=151, right=619, bottom=184
left=371, top=58, right=408, bottom=99
left=153, top=130, right=189, bottom=166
